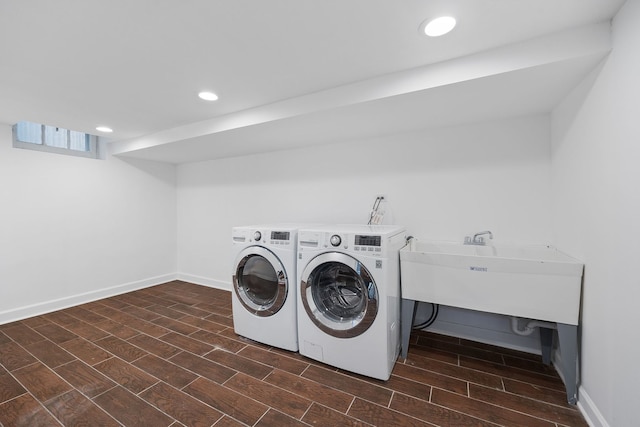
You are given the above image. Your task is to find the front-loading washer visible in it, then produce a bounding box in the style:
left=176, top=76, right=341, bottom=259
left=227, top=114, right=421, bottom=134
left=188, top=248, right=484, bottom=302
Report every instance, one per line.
left=296, top=224, right=406, bottom=380
left=232, top=224, right=301, bottom=351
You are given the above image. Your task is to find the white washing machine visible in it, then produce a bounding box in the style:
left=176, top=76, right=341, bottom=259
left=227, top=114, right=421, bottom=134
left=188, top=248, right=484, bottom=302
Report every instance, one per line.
left=296, top=224, right=406, bottom=380
left=231, top=224, right=301, bottom=351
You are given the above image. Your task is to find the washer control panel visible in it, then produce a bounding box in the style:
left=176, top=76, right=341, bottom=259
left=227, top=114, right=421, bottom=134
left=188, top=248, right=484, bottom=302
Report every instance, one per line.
left=354, top=234, right=383, bottom=253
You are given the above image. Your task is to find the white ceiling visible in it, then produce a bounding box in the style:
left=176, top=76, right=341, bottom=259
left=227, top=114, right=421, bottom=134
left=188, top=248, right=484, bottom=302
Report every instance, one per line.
left=0, top=0, right=625, bottom=164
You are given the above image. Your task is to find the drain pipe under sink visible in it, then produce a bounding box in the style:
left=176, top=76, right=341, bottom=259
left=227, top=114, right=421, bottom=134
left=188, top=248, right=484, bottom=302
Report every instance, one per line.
left=510, top=316, right=557, bottom=336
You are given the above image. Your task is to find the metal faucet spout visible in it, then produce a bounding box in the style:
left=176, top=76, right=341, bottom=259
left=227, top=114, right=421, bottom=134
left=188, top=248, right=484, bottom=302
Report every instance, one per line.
left=473, top=231, right=493, bottom=241
left=464, top=230, right=493, bottom=245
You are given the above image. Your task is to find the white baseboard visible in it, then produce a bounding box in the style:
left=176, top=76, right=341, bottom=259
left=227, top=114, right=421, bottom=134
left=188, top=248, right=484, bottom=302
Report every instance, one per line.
left=0, top=273, right=177, bottom=325
left=577, top=387, right=610, bottom=427
left=176, top=273, right=231, bottom=292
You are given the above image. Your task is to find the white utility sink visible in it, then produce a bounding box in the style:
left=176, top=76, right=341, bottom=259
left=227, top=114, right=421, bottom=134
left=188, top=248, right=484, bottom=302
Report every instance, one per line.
left=400, top=240, right=584, bottom=325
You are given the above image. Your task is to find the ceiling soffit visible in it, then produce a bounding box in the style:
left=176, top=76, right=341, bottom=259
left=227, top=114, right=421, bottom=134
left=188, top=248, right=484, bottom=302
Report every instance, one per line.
left=111, top=22, right=612, bottom=164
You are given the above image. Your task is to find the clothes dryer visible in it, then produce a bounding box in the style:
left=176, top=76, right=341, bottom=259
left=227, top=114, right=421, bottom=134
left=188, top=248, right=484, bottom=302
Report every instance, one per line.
left=296, top=224, right=406, bottom=380
left=232, top=224, right=300, bottom=351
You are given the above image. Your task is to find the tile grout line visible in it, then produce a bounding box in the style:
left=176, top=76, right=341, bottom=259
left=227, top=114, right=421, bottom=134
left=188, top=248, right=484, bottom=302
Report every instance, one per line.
left=0, top=336, right=108, bottom=426
left=395, top=356, right=502, bottom=392
left=1, top=282, right=587, bottom=427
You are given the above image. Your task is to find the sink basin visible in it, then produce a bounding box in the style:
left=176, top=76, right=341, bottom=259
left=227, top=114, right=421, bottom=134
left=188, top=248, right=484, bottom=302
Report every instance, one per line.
left=400, top=240, right=584, bottom=325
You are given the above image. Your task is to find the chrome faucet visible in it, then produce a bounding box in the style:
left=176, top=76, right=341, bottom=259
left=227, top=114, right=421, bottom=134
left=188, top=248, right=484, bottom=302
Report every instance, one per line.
left=464, top=230, right=493, bottom=246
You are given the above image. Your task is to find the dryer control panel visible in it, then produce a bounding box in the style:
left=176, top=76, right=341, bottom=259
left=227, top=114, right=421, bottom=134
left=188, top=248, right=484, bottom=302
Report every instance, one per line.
left=270, top=231, right=291, bottom=246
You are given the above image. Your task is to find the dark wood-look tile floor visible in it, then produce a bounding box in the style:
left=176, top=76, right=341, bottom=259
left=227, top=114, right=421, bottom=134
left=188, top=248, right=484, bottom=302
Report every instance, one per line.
left=0, top=280, right=587, bottom=426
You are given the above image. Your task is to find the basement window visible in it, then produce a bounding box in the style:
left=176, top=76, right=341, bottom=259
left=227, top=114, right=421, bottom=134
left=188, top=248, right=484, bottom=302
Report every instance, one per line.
left=12, top=121, right=99, bottom=159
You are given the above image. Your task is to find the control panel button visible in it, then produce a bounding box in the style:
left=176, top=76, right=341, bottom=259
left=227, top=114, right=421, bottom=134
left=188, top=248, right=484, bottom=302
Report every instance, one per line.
left=253, top=231, right=262, bottom=241
left=330, top=235, right=342, bottom=247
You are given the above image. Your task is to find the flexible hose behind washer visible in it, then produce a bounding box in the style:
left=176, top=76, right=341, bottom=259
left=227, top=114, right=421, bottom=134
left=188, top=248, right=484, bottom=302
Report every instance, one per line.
left=412, top=302, right=439, bottom=329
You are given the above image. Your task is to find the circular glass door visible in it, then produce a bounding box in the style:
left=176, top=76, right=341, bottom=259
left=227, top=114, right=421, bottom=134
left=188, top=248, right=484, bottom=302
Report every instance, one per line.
left=233, top=247, right=287, bottom=317
left=300, top=252, right=378, bottom=338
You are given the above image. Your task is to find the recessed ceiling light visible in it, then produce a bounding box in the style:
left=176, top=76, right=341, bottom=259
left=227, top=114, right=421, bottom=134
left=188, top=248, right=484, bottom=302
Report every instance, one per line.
left=198, top=91, right=219, bottom=101
left=422, top=16, right=456, bottom=37
left=96, top=126, right=113, bottom=133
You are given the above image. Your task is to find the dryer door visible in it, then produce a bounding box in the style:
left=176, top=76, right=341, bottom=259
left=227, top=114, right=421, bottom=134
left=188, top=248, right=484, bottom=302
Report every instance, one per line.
left=233, top=246, right=287, bottom=317
left=300, top=252, right=378, bottom=338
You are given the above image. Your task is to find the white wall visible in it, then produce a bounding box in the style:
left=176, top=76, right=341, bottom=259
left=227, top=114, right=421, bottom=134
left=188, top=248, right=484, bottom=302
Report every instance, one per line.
left=177, top=114, right=552, bottom=351
left=551, top=2, right=640, bottom=426
left=0, top=124, right=177, bottom=323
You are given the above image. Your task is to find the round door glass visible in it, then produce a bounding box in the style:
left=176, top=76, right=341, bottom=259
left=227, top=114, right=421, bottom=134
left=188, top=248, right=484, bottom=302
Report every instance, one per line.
left=301, top=254, right=378, bottom=338
left=234, top=251, right=287, bottom=317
